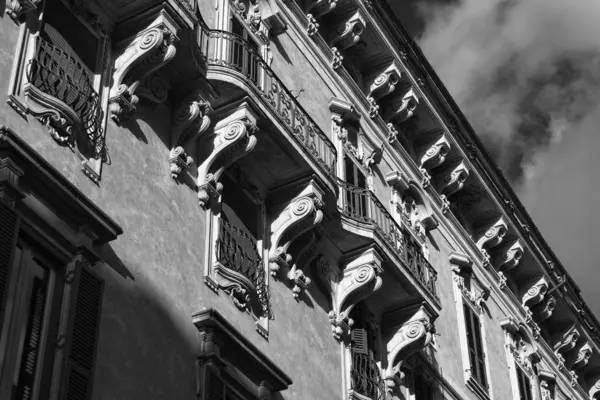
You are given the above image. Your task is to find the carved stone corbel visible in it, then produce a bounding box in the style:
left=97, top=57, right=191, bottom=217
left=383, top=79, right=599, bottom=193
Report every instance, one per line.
left=109, top=13, right=179, bottom=124
left=522, top=276, right=549, bottom=309
left=449, top=251, right=473, bottom=291
left=330, top=10, right=366, bottom=52
left=328, top=248, right=383, bottom=341
left=420, top=134, right=451, bottom=171
left=269, top=180, right=324, bottom=277
left=5, top=0, right=41, bottom=23
left=364, top=145, right=383, bottom=173
left=367, top=62, right=402, bottom=118
left=169, top=94, right=212, bottom=179
left=440, top=161, right=469, bottom=196
left=306, top=0, right=337, bottom=20
left=476, top=217, right=508, bottom=251
left=538, top=370, right=556, bottom=400
left=590, top=380, right=600, bottom=399
left=532, top=295, right=556, bottom=322
left=383, top=305, right=435, bottom=393
left=571, top=342, right=592, bottom=371
left=554, top=325, right=580, bottom=358
left=198, top=106, right=258, bottom=210
left=287, top=232, right=318, bottom=299
left=384, top=88, right=418, bottom=125
left=496, top=240, right=524, bottom=272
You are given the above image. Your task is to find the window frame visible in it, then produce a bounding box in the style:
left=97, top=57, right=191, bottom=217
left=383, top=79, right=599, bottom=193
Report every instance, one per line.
left=7, top=0, right=111, bottom=183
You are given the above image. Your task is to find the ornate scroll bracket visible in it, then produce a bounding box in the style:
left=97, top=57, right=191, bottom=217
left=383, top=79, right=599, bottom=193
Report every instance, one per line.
left=531, top=295, right=556, bottom=323
left=169, top=93, right=212, bottom=179
left=109, top=12, right=180, bottom=124
left=538, top=370, right=556, bottom=400
left=420, top=134, right=451, bottom=171
left=330, top=10, right=366, bottom=52
left=496, top=240, right=524, bottom=272
left=367, top=62, right=403, bottom=119
left=440, top=161, right=469, bottom=196
left=476, top=216, right=508, bottom=251
left=522, top=276, right=549, bottom=309
left=268, top=180, right=325, bottom=279
left=383, top=88, right=419, bottom=125
left=306, top=0, right=337, bottom=21
left=5, top=0, right=41, bottom=23
left=198, top=104, right=259, bottom=210
left=286, top=232, right=319, bottom=299
left=554, top=325, right=580, bottom=359
left=329, top=248, right=383, bottom=341
left=364, top=145, right=383, bottom=174
left=571, top=342, right=593, bottom=371
left=384, top=305, right=435, bottom=394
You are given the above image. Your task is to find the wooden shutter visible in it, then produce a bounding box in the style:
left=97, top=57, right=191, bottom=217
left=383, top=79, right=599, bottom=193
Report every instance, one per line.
left=15, top=277, right=48, bottom=400
left=351, top=327, right=369, bottom=355
left=0, top=201, right=19, bottom=336
left=60, top=263, right=104, bottom=400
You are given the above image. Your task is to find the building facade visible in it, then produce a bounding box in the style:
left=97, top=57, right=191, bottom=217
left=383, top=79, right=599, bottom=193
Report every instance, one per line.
left=0, top=0, right=599, bottom=399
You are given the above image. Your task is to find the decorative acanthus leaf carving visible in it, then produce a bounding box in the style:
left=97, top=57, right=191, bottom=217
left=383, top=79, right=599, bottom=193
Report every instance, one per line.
left=330, top=10, right=366, bottom=52
left=5, top=0, right=41, bottom=22
left=476, top=217, right=508, bottom=251
left=383, top=305, right=435, bottom=393
left=306, top=0, right=337, bottom=20
left=109, top=13, right=179, bottom=124
left=169, top=94, right=211, bottom=179
left=198, top=117, right=258, bottom=210
left=367, top=62, right=402, bottom=118
left=420, top=134, right=451, bottom=171
left=269, top=180, right=324, bottom=277
left=328, top=248, right=383, bottom=341
left=571, top=342, right=593, bottom=371
left=554, top=325, right=580, bottom=358
left=590, top=380, right=600, bottom=399
left=522, top=276, right=549, bottom=309
left=331, top=48, right=344, bottom=70
left=287, top=232, right=318, bottom=299
left=496, top=240, right=524, bottom=272
left=441, top=161, right=469, bottom=196
left=384, top=88, right=419, bottom=125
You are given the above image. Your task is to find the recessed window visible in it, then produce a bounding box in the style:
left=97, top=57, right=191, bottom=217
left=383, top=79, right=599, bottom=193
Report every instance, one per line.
left=516, top=366, right=533, bottom=400
left=463, top=303, right=487, bottom=389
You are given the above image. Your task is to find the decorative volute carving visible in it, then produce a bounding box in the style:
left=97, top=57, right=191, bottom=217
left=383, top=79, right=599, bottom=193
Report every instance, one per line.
left=590, top=380, right=600, bottom=399
left=501, top=318, right=540, bottom=374
left=476, top=217, right=508, bottom=251
left=554, top=325, right=580, bottom=358
left=440, top=161, right=469, bottom=196
left=383, top=88, right=419, bottom=125
left=572, top=342, right=593, bottom=371
left=522, top=276, right=549, bottom=309
left=364, top=145, right=384, bottom=173
left=109, top=12, right=179, bottom=124
left=383, top=305, right=435, bottom=393
left=287, top=232, right=318, bottom=299
left=5, top=0, right=41, bottom=22
left=198, top=103, right=259, bottom=210
left=328, top=248, right=383, bottom=341
left=169, top=94, right=212, bottom=179
left=532, top=295, right=556, bottom=323
left=496, top=240, right=524, bottom=272
left=367, top=62, right=403, bottom=118
left=420, top=134, right=451, bottom=171
left=330, top=10, right=366, bottom=52
left=306, top=0, right=337, bottom=21
left=269, top=180, right=324, bottom=277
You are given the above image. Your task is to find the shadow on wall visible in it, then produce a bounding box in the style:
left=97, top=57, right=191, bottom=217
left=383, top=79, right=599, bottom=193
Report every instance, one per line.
left=94, top=242, right=201, bottom=400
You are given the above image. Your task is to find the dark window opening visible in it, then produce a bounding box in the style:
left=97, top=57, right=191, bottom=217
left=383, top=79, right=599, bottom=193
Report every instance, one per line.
left=464, top=303, right=487, bottom=389
left=516, top=366, right=533, bottom=400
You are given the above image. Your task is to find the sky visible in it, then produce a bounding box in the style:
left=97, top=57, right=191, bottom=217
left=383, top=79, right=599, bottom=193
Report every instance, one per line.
left=388, top=0, right=600, bottom=317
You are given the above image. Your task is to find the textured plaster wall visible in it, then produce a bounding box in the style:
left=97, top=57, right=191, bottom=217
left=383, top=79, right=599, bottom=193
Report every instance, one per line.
left=0, top=10, right=342, bottom=400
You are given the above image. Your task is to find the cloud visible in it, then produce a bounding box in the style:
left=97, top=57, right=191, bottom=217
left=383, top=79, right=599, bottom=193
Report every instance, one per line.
left=416, top=0, right=600, bottom=185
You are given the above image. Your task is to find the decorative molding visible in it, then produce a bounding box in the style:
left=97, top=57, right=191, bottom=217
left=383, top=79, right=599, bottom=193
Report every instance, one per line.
left=364, top=145, right=383, bottom=173
left=5, top=0, right=41, bottom=23
left=306, top=0, right=337, bottom=20
left=109, top=12, right=179, bottom=124
left=554, top=325, right=580, bottom=358
left=331, top=48, right=344, bottom=70
left=287, top=232, right=318, bottom=299
left=384, top=305, right=435, bottom=394
left=269, top=180, right=324, bottom=277
left=366, top=62, right=402, bottom=118
left=383, top=87, right=418, bottom=125
left=198, top=103, right=259, bottom=210
left=538, top=370, right=556, bottom=400
left=168, top=146, right=193, bottom=179
left=496, top=240, right=524, bottom=272
left=476, top=217, right=508, bottom=251
left=522, top=276, right=549, bottom=309
left=532, top=295, right=556, bottom=322
left=328, top=248, right=383, bottom=341
left=590, top=380, right=600, bottom=399
left=440, top=161, right=469, bottom=196
left=330, top=10, right=366, bottom=52
left=420, top=134, right=451, bottom=171
left=571, top=342, right=592, bottom=371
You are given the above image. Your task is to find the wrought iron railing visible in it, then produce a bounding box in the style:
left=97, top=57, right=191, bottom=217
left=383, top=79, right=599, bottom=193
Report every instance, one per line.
left=198, top=25, right=338, bottom=178
left=28, top=36, right=104, bottom=146
left=216, top=217, right=270, bottom=311
left=338, top=179, right=438, bottom=301
left=351, top=352, right=386, bottom=400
